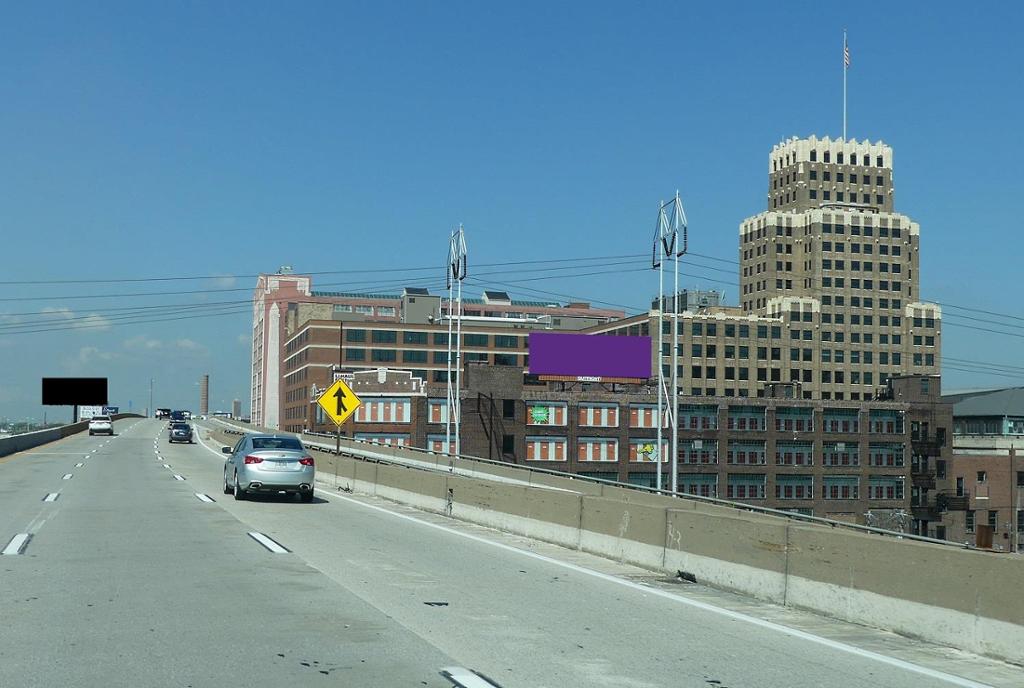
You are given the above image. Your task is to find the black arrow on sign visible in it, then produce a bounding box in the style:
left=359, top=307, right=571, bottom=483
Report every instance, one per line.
left=333, top=385, right=347, bottom=416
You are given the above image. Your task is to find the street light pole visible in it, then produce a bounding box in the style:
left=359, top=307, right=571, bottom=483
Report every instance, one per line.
left=149, top=378, right=154, bottom=419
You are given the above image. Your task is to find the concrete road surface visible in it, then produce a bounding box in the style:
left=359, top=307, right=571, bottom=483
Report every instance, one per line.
left=1, top=419, right=1020, bottom=688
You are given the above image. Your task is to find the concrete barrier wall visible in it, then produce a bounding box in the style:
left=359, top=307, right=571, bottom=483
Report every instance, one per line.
left=0, top=414, right=141, bottom=458
left=309, top=445, right=1024, bottom=665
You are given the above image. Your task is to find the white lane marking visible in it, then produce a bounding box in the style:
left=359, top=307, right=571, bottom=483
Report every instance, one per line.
left=75, top=462, right=84, bottom=467
left=322, top=490, right=993, bottom=688
left=163, top=464, right=172, bottom=470
left=1, top=533, right=32, bottom=556
left=43, top=493, right=60, bottom=502
left=247, top=532, right=289, bottom=554
left=195, top=493, right=214, bottom=503
left=61, top=473, right=73, bottom=480
left=440, top=667, right=503, bottom=688
left=173, top=474, right=185, bottom=481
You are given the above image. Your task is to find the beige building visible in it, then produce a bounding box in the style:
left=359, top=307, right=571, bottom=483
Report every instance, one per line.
left=587, top=136, right=940, bottom=402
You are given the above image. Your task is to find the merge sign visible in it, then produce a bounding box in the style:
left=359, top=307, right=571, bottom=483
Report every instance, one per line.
left=316, top=379, right=362, bottom=426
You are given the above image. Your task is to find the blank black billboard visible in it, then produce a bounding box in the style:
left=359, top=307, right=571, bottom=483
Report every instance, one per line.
left=41, top=378, right=108, bottom=406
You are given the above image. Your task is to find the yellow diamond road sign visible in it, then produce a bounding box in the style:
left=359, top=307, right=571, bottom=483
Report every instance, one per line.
left=316, top=379, right=362, bottom=426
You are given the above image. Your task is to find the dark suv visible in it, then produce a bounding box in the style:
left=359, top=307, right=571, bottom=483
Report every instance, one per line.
left=168, top=422, right=193, bottom=444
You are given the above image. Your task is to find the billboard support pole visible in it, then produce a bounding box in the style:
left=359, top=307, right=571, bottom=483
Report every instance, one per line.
left=654, top=193, right=688, bottom=494
left=445, top=225, right=468, bottom=470
left=670, top=192, right=688, bottom=494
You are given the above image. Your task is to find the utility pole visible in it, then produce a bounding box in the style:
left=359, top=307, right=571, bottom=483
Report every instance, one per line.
left=149, top=378, right=154, bottom=419
left=652, top=192, right=688, bottom=493
left=445, top=225, right=467, bottom=471
left=342, top=321, right=350, bottom=458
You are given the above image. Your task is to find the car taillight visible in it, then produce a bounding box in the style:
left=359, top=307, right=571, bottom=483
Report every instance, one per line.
left=299, top=457, right=314, bottom=466
left=243, top=455, right=263, bottom=464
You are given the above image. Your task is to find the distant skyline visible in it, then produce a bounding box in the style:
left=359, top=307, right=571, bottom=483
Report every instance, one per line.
left=2, top=2, right=1023, bottom=420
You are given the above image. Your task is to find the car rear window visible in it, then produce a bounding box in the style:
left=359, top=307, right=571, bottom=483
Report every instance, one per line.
left=171, top=423, right=190, bottom=429
left=92, top=416, right=110, bottom=422
left=251, top=437, right=303, bottom=450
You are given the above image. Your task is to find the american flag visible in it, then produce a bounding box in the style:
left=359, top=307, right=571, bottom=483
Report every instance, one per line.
left=844, top=40, right=850, bottom=68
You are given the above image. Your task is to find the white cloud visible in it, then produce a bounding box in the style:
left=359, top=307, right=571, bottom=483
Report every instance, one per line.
left=41, top=306, right=111, bottom=331
left=60, top=346, right=122, bottom=371
left=124, top=335, right=163, bottom=350
left=237, top=333, right=249, bottom=346
left=212, top=275, right=237, bottom=288
left=175, top=338, right=209, bottom=354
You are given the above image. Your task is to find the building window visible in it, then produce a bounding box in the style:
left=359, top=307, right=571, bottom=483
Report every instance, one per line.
left=403, top=331, right=427, bottom=344
left=347, top=329, right=367, bottom=342
left=727, top=406, right=766, bottom=431
left=977, top=471, right=987, bottom=483
left=679, top=473, right=717, bottom=498
left=494, top=335, right=519, bottom=348
left=427, top=434, right=456, bottom=455
left=371, top=349, right=397, bottom=362
left=502, top=434, right=515, bottom=455
left=629, top=404, right=665, bottom=429
left=628, top=438, right=668, bottom=463
left=679, top=439, right=718, bottom=465
left=354, top=305, right=374, bottom=315
left=966, top=510, right=975, bottom=534
left=988, top=510, right=998, bottom=528
left=776, top=441, right=813, bottom=466
left=526, top=402, right=567, bottom=426
left=727, top=473, right=766, bottom=499
left=465, top=333, right=489, bottom=347
left=823, top=442, right=859, bottom=466
left=427, top=399, right=448, bottom=424
left=823, top=476, right=860, bottom=500
left=726, top=440, right=766, bottom=465
left=525, top=436, right=567, bottom=461
left=579, top=403, right=619, bottom=427
left=355, top=398, right=412, bottom=423
left=867, top=476, right=905, bottom=500
left=345, top=348, right=365, bottom=361
left=680, top=404, right=719, bottom=430
left=372, top=330, right=397, bottom=344
left=869, top=442, right=905, bottom=467
left=775, top=407, right=814, bottom=432
left=355, top=432, right=409, bottom=446
left=776, top=474, right=813, bottom=500
left=578, top=438, right=619, bottom=462
left=377, top=306, right=396, bottom=317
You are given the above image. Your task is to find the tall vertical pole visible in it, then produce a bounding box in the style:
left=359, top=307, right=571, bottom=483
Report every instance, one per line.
left=843, top=29, right=848, bottom=140
left=445, top=232, right=455, bottom=459
left=342, top=319, right=350, bottom=454
left=656, top=215, right=664, bottom=493
left=454, top=274, right=464, bottom=457
left=149, top=378, right=154, bottom=419
left=445, top=226, right=467, bottom=470
left=671, top=245, right=679, bottom=493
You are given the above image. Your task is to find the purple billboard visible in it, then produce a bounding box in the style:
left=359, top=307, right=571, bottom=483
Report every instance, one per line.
left=528, top=332, right=652, bottom=380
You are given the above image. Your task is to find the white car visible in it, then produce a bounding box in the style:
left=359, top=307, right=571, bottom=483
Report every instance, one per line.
left=88, top=415, right=113, bottom=436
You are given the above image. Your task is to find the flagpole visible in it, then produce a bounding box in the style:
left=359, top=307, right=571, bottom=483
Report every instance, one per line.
left=843, top=29, right=847, bottom=140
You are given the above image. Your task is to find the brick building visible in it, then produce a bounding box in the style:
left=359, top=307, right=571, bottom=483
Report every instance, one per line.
left=311, top=365, right=952, bottom=535
left=938, top=388, right=1024, bottom=551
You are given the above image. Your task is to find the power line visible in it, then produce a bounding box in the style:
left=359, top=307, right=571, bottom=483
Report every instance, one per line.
left=0, top=253, right=649, bottom=287
left=0, top=306, right=252, bottom=336
left=944, top=356, right=1024, bottom=373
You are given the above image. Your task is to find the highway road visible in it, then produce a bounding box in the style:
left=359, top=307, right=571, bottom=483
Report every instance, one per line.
left=1, top=418, right=1020, bottom=688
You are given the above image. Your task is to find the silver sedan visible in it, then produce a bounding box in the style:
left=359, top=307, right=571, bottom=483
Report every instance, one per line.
left=222, top=434, right=315, bottom=502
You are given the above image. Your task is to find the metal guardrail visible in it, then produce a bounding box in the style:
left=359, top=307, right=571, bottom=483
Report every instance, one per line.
left=203, top=417, right=977, bottom=551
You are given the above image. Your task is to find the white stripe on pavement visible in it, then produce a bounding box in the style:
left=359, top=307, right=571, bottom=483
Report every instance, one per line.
left=324, top=491, right=994, bottom=688
left=43, top=493, right=59, bottom=502
left=2, top=533, right=32, bottom=556
left=247, top=532, right=289, bottom=554
left=61, top=473, right=73, bottom=480
left=75, top=462, right=84, bottom=467
left=173, top=474, right=185, bottom=481
left=194, top=493, right=214, bottom=503
left=440, top=667, right=504, bottom=688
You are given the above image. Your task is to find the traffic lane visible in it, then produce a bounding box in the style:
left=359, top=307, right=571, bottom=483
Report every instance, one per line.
left=0, top=424, right=126, bottom=542
left=0, top=419, right=458, bottom=688
left=171, top=427, right=975, bottom=688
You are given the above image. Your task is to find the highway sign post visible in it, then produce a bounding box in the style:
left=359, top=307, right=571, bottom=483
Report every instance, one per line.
left=316, top=378, right=362, bottom=456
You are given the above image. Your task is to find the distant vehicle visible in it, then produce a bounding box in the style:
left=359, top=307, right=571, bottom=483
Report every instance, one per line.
left=168, top=422, right=193, bottom=444
left=169, top=410, right=187, bottom=424
left=156, top=409, right=171, bottom=419
left=183, top=411, right=192, bottom=420
left=88, top=415, right=113, bottom=436
left=222, top=434, right=315, bottom=503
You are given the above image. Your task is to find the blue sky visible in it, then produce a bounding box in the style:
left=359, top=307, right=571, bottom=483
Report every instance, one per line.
left=1, top=2, right=1022, bottom=422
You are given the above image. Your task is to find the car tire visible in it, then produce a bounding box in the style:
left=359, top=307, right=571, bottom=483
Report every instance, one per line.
left=300, top=490, right=314, bottom=503
left=233, top=473, right=246, bottom=501
left=223, top=474, right=232, bottom=495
